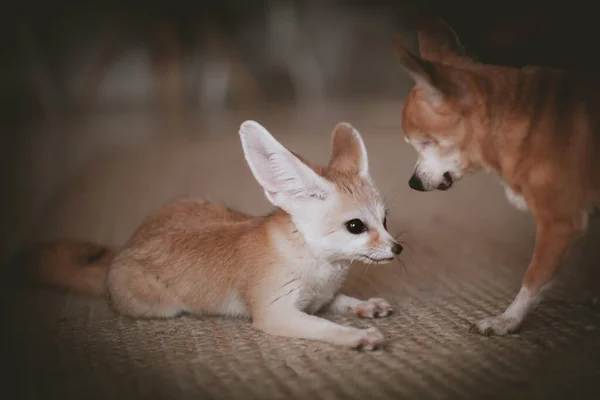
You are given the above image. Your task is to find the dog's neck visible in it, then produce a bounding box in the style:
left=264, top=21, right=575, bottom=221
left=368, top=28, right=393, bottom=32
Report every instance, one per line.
left=466, top=66, right=541, bottom=183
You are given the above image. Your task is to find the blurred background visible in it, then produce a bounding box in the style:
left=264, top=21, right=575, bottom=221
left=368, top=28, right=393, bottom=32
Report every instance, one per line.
left=1, top=0, right=422, bottom=264
left=2, top=0, right=599, bottom=265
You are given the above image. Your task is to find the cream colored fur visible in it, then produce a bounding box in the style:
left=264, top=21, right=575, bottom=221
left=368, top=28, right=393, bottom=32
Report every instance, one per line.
left=22, top=120, right=402, bottom=350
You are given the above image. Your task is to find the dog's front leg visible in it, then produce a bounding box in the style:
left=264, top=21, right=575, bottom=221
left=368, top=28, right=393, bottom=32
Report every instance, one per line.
left=253, top=306, right=385, bottom=350
left=472, top=218, right=584, bottom=336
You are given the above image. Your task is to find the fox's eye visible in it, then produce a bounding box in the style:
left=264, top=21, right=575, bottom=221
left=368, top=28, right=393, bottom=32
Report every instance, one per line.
left=345, top=219, right=366, bottom=234
left=383, top=217, right=388, bottom=231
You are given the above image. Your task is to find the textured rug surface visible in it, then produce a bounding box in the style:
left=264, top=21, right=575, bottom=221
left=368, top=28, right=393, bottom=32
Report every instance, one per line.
left=2, top=102, right=600, bottom=399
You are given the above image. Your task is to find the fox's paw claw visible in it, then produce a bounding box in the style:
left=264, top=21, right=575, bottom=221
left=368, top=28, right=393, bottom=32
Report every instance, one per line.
left=350, top=327, right=385, bottom=351
left=355, top=298, right=393, bottom=318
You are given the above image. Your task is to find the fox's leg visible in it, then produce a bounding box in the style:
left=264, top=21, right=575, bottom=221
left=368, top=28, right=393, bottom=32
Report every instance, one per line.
left=107, top=264, right=185, bottom=319
left=472, top=217, right=584, bottom=336
left=253, top=306, right=385, bottom=350
left=325, top=294, right=393, bottom=318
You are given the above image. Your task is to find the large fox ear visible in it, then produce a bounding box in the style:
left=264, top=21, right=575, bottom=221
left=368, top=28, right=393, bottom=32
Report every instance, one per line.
left=239, top=120, right=332, bottom=206
left=417, top=15, right=469, bottom=63
left=392, top=36, right=445, bottom=106
left=328, top=123, right=369, bottom=178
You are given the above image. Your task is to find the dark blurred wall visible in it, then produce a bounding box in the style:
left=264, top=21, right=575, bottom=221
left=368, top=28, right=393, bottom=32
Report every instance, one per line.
left=428, top=1, right=600, bottom=70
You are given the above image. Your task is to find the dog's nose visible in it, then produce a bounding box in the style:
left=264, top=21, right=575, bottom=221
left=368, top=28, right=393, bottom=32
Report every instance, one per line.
left=408, top=174, right=425, bottom=191
left=443, top=172, right=453, bottom=183
left=391, top=242, right=403, bottom=255
left=437, top=171, right=453, bottom=191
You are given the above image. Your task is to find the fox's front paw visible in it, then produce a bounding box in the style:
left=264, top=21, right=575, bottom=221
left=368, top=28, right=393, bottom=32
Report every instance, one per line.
left=346, top=327, right=385, bottom=350
left=355, top=297, right=393, bottom=318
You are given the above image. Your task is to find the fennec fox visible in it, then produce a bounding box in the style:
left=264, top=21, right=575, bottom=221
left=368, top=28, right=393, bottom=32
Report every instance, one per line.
left=12, top=121, right=402, bottom=350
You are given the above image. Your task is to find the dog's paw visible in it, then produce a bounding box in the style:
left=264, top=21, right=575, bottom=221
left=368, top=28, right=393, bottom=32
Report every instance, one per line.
left=470, top=314, right=520, bottom=336
left=347, top=327, right=385, bottom=351
left=355, top=297, right=393, bottom=318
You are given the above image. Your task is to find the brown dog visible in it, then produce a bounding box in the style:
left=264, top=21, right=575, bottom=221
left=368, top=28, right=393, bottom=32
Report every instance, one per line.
left=394, top=17, right=600, bottom=335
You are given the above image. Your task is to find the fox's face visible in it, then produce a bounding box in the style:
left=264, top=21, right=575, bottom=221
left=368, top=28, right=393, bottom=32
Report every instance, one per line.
left=299, top=170, right=400, bottom=264
left=394, top=18, right=485, bottom=192
left=239, top=121, right=402, bottom=264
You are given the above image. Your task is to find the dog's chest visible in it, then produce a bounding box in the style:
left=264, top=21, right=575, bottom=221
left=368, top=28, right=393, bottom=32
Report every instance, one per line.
left=296, top=260, right=349, bottom=314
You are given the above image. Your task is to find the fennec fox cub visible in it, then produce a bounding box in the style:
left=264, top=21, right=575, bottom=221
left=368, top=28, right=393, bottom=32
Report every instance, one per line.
left=12, top=121, right=402, bottom=350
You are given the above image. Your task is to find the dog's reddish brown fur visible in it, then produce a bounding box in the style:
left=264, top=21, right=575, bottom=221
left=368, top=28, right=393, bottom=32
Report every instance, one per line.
left=395, top=17, right=600, bottom=335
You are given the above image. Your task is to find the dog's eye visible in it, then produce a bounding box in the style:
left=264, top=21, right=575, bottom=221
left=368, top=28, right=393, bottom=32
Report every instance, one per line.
left=415, top=140, right=431, bottom=150
left=345, top=219, right=366, bottom=234
left=383, top=217, right=388, bottom=230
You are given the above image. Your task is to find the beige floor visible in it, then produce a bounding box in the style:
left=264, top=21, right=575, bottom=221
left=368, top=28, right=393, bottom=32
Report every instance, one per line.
left=2, top=100, right=600, bottom=399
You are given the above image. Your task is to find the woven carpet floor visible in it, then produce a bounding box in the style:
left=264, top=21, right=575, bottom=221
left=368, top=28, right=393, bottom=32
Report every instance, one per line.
left=2, top=102, right=600, bottom=399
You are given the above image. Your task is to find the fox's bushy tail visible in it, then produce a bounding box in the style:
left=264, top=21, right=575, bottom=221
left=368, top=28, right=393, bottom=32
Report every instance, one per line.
left=8, top=240, right=115, bottom=296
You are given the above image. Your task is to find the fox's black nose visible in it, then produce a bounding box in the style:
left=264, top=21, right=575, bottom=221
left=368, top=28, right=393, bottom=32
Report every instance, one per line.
left=391, top=243, right=403, bottom=255
left=408, top=174, right=425, bottom=191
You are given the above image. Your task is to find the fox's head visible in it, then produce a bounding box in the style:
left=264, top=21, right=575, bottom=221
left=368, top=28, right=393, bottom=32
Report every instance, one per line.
left=239, top=120, right=402, bottom=264
left=394, top=17, right=487, bottom=192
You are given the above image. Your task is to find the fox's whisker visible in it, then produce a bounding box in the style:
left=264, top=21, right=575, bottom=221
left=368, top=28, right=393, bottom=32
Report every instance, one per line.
left=394, top=231, right=409, bottom=240
left=399, top=241, right=414, bottom=253
left=394, top=255, right=408, bottom=275
left=268, top=287, right=299, bottom=307
left=401, top=244, right=416, bottom=267
left=279, top=277, right=299, bottom=290
left=360, top=264, right=369, bottom=278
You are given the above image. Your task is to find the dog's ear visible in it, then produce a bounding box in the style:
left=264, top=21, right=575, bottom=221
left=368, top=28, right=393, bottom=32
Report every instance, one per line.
left=417, top=15, right=469, bottom=63
left=392, top=36, right=436, bottom=85
left=392, top=36, right=445, bottom=105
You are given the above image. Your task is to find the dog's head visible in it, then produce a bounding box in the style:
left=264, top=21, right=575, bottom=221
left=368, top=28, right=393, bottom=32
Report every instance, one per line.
left=395, top=17, right=486, bottom=192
